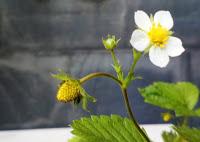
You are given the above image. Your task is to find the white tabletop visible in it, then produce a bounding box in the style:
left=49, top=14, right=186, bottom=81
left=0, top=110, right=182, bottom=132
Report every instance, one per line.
left=0, top=124, right=172, bottom=142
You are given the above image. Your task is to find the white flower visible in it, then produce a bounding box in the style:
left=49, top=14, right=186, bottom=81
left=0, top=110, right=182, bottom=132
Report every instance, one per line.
left=130, top=10, right=185, bottom=68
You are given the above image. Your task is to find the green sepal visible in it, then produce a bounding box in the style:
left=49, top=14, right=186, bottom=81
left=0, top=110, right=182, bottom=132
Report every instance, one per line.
left=131, top=75, right=143, bottom=81
left=150, top=14, right=154, bottom=22
left=51, top=69, right=74, bottom=81
left=79, top=87, right=96, bottom=112
left=102, top=35, right=120, bottom=50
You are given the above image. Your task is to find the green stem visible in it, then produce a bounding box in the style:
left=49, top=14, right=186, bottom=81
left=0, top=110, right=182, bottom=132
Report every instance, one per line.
left=79, top=72, right=150, bottom=142
left=110, top=50, right=119, bottom=66
left=110, top=50, right=123, bottom=81
left=121, top=88, right=151, bottom=142
left=127, top=58, right=137, bottom=78
left=80, top=72, right=122, bottom=85
left=129, top=49, right=142, bottom=76
left=123, top=50, right=142, bottom=88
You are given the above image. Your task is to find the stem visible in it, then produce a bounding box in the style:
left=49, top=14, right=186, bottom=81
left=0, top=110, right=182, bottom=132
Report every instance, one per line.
left=110, top=50, right=123, bottom=81
left=123, top=50, right=142, bottom=88
left=80, top=72, right=122, bottom=85
left=121, top=88, right=151, bottom=142
left=128, top=49, right=142, bottom=77
left=127, top=58, right=137, bottom=77
left=79, top=72, right=150, bottom=142
left=110, top=50, right=119, bottom=66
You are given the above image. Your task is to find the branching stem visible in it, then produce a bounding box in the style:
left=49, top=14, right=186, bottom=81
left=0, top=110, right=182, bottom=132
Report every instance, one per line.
left=79, top=72, right=151, bottom=142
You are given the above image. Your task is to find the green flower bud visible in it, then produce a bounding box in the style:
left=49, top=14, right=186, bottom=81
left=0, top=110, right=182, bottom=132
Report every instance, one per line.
left=102, top=35, right=120, bottom=50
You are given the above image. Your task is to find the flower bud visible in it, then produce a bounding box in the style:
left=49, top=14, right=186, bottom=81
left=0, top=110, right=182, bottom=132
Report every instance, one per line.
left=102, top=35, right=120, bottom=50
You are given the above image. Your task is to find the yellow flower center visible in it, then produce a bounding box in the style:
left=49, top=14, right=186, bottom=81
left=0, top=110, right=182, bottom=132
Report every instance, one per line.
left=148, top=24, right=171, bottom=48
left=57, top=80, right=80, bottom=103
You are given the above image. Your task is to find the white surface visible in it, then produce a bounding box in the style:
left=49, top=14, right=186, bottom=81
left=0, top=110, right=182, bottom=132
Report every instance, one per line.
left=0, top=124, right=172, bottom=142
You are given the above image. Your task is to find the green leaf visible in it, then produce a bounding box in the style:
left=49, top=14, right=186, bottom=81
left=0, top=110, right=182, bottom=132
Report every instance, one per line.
left=175, top=82, right=199, bottom=110
left=69, top=115, right=148, bottom=142
left=174, top=126, right=200, bottom=142
left=139, top=82, right=199, bottom=117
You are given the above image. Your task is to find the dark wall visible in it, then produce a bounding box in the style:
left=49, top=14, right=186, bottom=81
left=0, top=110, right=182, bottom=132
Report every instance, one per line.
left=0, top=0, right=200, bottom=130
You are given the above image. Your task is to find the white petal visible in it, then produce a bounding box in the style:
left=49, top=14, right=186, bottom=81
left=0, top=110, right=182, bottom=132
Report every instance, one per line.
left=135, top=10, right=152, bottom=31
left=154, top=10, right=174, bottom=30
left=130, top=29, right=150, bottom=52
left=166, top=36, right=185, bottom=57
left=149, top=46, right=169, bottom=68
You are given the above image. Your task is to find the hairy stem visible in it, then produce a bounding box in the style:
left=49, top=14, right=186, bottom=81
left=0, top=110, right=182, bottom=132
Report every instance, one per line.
left=121, top=88, right=151, bottom=142
left=110, top=50, right=123, bottom=81
left=123, top=49, right=142, bottom=88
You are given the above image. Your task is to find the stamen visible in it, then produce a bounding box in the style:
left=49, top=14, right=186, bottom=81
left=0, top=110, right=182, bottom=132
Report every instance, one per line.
left=148, top=24, right=170, bottom=48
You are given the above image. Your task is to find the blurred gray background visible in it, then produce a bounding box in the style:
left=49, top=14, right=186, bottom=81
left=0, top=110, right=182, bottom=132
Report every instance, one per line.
left=0, top=0, right=200, bottom=130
